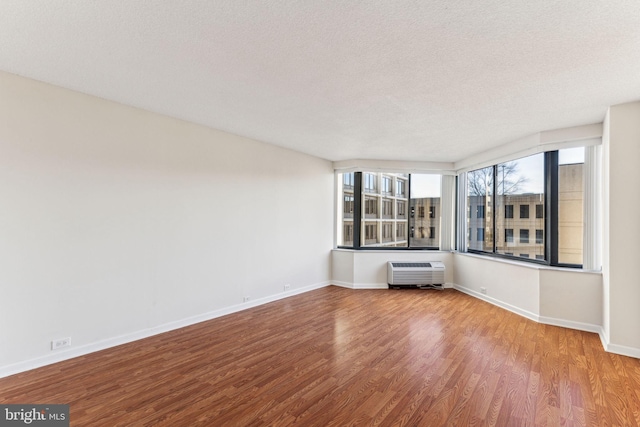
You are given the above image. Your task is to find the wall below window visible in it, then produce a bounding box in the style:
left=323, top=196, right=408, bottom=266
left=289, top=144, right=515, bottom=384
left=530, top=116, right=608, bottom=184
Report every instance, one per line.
left=453, top=253, right=602, bottom=333
left=0, top=71, right=334, bottom=377
left=332, top=249, right=455, bottom=288
left=332, top=249, right=603, bottom=341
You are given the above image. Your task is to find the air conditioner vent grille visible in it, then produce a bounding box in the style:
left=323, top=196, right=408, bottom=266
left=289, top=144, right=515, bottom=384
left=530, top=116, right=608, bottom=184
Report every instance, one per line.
left=390, top=262, right=432, bottom=268
left=387, top=261, right=445, bottom=288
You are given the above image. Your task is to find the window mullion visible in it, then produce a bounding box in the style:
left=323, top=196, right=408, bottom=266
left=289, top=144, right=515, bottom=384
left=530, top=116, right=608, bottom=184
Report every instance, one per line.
left=545, top=152, right=559, bottom=265
left=353, top=172, right=362, bottom=249
left=492, top=164, right=497, bottom=253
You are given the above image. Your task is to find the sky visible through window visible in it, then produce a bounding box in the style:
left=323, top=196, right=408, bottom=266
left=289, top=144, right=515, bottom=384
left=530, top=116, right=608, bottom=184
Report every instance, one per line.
left=411, top=174, right=441, bottom=198
left=512, top=148, right=585, bottom=194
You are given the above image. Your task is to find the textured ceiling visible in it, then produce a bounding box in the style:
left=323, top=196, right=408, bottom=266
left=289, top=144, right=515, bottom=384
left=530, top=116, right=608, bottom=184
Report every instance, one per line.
left=1, top=1, right=639, bottom=162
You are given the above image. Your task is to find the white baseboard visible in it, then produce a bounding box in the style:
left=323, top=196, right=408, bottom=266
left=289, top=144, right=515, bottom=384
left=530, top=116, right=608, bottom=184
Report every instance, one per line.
left=454, top=284, right=640, bottom=359
left=537, top=315, right=602, bottom=334
left=453, top=284, right=540, bottom=323
left=331, top=281, right=355, bottom=289
left=598, top=329, right=640, bottom=359
left=0, top=281, right=330, bottom=379
left=332, top=282, right=454, bottom=290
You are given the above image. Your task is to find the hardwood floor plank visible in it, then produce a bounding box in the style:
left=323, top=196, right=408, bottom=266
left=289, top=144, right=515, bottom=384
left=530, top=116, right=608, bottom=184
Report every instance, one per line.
left=1, top=287, right=639, bottom=426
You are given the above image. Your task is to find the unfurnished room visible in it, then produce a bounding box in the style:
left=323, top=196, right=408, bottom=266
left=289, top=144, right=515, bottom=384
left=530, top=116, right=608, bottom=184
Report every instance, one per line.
left=0, top=1, right=639, bottom=426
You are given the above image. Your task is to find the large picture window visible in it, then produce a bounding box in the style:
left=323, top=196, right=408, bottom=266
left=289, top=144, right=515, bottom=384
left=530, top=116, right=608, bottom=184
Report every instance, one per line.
left=558, top=147, right=584, bottom=265
left=337, top=172, right=441, bottom=249
left=467, top=166, right=493, bottom=252
left=465, top=150, right=584, bottom=267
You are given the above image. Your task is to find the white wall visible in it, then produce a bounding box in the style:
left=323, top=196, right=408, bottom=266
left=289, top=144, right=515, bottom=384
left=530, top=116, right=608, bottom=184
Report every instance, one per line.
left=453, top=254, right=540, bottom=319
left=453, top=253, right=602, bottom=333
left=538, top=269, right=602, bottom=331
left=0, top=71, right=334, bottom=376
left=602, top=101, right=640, bottom=356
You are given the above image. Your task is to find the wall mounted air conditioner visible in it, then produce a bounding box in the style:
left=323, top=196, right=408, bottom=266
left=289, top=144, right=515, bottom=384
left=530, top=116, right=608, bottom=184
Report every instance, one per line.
left=387, top=261, right=445, bottom=290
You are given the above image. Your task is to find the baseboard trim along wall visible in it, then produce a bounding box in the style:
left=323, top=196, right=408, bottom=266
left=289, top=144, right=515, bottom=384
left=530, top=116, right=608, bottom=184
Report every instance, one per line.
left=599, top=330, right=640, bottom=359
left=333, top=281, right=455, bottom=290
left=453, top=284, right=540, bottom=324
left=454, top=284, right=613, bottom=345
left=0, top=281, right=331, bottom=379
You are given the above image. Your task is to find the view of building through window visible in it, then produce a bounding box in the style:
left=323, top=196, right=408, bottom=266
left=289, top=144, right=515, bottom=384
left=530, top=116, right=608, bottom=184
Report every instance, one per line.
left=338, top=150, right=585, bottom=266
left=467, top=166, right=493, bottom=252
left=337, top=172, right=441, bottom=248
left=468, top=154, right=545, bottom=260
left=410, top=174, right=441, bottom=248
left=558, top=147, right=584, bottom=264
left=360, top=173, right=408, bottom=247
left=466, top=149, right=585, bottom=266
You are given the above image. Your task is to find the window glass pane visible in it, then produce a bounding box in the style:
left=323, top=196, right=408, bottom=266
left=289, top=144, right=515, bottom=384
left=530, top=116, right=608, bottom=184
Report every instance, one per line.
left=467, top=166, right=493, bottom=251
left=361, top=172, right=408, bottom=247
left=410, top=174, right=441, bottom=248
left=495, top=153, right=544, bottom=260
left=558, top=147, right=584, bottom=264
left=337, top=173, right=354, bottom=247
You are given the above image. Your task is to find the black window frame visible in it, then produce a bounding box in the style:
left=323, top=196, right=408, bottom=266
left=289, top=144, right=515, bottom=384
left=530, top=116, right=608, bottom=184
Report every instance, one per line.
left=337, top=172, right=440, bottom=251
left=466, top=151, right=582, bottom=268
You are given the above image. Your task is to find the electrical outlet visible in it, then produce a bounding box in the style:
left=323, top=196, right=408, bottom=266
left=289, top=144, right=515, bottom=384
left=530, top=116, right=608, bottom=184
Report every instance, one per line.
left=52, top=337, right=71, bottom=350
left=480, top=287, right=487, bottom=294
left=284, top=284, right=290, bottom=291
left=243, top=296, right=251, bottom=303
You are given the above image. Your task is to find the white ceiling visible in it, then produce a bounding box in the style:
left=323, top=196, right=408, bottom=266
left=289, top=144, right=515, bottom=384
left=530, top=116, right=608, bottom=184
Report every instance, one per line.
left=1, top=1, right=639, bottom=163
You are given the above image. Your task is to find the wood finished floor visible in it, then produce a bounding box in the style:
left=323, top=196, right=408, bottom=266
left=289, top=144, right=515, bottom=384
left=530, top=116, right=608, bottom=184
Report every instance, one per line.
left=1, top=286, right=639, bottom=426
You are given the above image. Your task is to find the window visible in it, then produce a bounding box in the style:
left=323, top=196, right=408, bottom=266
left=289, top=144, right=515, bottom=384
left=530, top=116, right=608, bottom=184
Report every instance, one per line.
left=382, top=198, right=393, bottom=219
left=364, top=223, right=378, bottom=244
left=343, top=224, right=353, bottom=245
left=343, top=194, right=354, bottom=218
left=382, top=176, right=392, bottom=195
left=397, top=201, right=406, bottom=219
left=364, top=196, right=378, bottom=218
left=364, top=173, right=377, bottom=193
left=505, top=205, right=514, bottom=219
left=465, top=149, right=588, bottom=267
left=558, top=147, right=584, bottom=265
left=494, top=153, right=544, bottom=259
left=477, top=228, right=485, bottom=241
left=336, top=172, right=440, bottom=249
left=410, top=174, right=441, bottom=248
left=343, top=173, right=354, bottom=189
left=396, top=179, right=406, bottom=197
left=505, top=229, right=514, bottom=243
left=382, top=222, right=393, bottom=242
left=467, top=166, right=492, bottom=252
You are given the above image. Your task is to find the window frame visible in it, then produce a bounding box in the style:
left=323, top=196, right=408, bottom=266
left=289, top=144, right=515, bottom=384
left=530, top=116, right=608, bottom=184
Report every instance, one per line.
left=337, top=172, right=441, bottom=250
left=465, top=150, right=583, bottom=268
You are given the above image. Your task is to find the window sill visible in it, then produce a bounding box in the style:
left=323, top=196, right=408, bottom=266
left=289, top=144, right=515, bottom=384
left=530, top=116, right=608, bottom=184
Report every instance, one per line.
left=455, top=251, right=602, bottom=274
